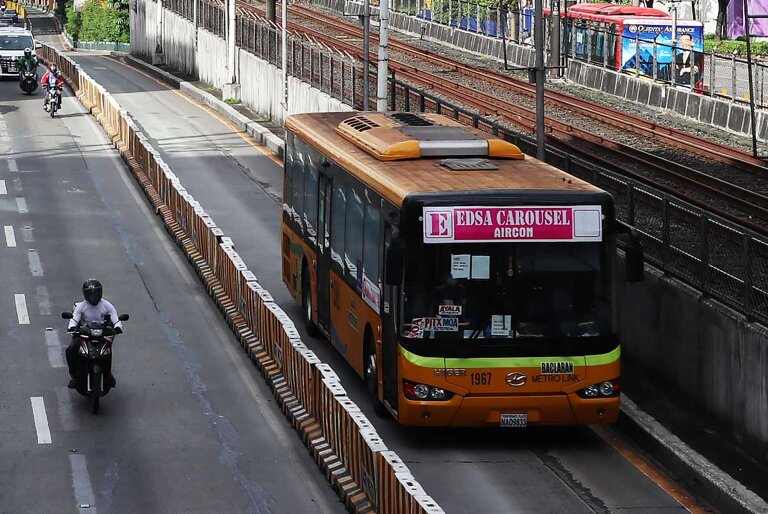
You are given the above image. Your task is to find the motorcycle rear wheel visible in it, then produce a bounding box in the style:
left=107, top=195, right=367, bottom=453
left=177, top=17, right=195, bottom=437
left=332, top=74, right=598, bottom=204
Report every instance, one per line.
left=91, top=373, right=101, bottom=414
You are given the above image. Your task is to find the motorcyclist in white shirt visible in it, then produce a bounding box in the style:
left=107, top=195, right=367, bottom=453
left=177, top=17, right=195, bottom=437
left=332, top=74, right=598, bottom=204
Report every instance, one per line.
left=66, top=279, right=123, bottom=389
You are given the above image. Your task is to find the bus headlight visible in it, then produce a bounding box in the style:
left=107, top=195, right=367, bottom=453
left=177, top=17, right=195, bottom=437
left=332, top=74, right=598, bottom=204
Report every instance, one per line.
left=430, top=388, right=446, bottom=400
left=414, top=384, right=429, bottom=400
left=583, top=384, right=599, bottom=397
left=599, top=381, right=614, bottom=396
left=403, top=380, right=454, bottom=401
left=578, top=379, right=620, bottom=398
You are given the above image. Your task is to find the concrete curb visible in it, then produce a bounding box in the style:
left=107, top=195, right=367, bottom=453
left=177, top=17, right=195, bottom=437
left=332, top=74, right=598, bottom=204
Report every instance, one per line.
left=116, top=53, right=286, bottom=160
left=618, top=396, right=768, bottom=514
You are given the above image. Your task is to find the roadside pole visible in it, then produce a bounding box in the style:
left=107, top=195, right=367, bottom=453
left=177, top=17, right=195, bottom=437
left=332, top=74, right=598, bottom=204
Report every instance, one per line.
left=376, top=0, right=390, bottom=111
left=534, top=0, right=545, bottom=159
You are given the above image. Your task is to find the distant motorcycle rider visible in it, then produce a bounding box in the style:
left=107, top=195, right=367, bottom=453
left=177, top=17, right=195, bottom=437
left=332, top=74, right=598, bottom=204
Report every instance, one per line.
left=41, top=63, right=64, bottom=112
left=66, top=279, right=123, bottom=389
left=18, top=48, right=37, bottom=84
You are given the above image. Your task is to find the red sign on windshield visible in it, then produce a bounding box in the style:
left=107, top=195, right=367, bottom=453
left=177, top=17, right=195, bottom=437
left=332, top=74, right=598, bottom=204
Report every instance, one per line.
left=422, top=206, right=602, bottom=243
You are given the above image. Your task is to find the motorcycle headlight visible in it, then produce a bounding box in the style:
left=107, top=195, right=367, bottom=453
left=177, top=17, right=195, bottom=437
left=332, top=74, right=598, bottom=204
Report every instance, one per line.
left=91, top=329, right=103, bottom=337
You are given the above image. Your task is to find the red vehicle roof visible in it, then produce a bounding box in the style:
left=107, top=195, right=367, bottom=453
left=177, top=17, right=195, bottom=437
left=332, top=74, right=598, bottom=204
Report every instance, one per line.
left=567, top=3, right=669, bottom=18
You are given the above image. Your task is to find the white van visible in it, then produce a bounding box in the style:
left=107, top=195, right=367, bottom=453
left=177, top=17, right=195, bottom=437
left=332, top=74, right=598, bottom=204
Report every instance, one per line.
left=0, top=28, right=35, bottom=77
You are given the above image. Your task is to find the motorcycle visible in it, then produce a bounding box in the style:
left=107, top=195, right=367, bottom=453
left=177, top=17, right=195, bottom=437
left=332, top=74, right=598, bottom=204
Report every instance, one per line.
left=61, top=311, right=129, bottom=414
left=19, top=60, right=37, bottom=95
left=46, top=86, right=61, bottom=118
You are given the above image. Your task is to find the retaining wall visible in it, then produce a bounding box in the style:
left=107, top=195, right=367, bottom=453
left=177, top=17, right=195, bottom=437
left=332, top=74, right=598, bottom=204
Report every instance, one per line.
left=131, top=0, right=348, bottom=125
left=618, top=265, right=768, bottom=456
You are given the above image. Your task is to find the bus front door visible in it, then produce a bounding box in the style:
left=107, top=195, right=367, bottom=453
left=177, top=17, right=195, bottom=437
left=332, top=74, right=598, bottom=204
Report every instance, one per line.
left=381, top=221, right=399, bottom=413
left=316, top=173, right=332, bottom=332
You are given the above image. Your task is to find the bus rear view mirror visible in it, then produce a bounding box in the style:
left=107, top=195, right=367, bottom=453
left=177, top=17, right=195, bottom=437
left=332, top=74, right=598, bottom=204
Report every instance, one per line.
left=385, top=236, right=405, bottom=286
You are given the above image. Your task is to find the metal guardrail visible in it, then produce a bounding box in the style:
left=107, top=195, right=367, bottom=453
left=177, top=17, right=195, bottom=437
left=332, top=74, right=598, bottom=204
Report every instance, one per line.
left=384, top=0, right=768, bottom=109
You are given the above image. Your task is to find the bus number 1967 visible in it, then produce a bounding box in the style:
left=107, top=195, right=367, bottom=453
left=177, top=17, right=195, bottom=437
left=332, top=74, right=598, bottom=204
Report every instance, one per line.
left=471, top=372, right=491, bottom=386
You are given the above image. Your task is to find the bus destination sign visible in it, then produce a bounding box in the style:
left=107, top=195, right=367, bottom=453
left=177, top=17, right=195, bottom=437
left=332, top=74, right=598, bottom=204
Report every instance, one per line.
left=422, top=205, right=602, bottom=243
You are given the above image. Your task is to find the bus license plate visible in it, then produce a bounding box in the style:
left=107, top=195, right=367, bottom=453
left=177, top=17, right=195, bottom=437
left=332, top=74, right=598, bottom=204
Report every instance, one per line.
left=500, top=413, right=527, bottom=428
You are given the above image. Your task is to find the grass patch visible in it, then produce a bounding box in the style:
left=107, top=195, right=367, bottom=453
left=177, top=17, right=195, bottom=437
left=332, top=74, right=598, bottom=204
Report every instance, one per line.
left=704, top=34, right=768, bottom=56
left=224, top=97, right=242, bottom=105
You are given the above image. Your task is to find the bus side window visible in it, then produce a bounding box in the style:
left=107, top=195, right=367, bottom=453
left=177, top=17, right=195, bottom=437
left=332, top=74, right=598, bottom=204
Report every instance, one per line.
left=607, top=25, right=618, bottom=69
left=330, top=180, right=347, bottom=275
left=291, top=139, right=306, bottom=231
left=345, top=187, right=364, bottom=290
left=304, top=149, right=319, bottom=245
left=363, top=198, right=381, bottom=300
left=283, top=132, right=294, bottom=220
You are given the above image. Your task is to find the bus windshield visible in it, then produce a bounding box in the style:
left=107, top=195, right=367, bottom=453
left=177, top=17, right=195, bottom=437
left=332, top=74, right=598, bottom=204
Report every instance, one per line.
left=402, top=242, right=611, bottom=345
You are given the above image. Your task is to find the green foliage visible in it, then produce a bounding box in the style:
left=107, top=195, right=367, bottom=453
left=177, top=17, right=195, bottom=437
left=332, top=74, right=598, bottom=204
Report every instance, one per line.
left=64, top=0, right=81, bottom=39
left=66, top=0, right=129, bottom=44
left=224, top=97, right=242, bottom=105
left=703, top=34, right=768, bottom=56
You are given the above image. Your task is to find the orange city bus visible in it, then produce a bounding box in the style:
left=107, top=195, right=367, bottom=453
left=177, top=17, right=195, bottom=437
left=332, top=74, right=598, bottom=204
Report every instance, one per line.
left=281, top=111, right=644, bottom=427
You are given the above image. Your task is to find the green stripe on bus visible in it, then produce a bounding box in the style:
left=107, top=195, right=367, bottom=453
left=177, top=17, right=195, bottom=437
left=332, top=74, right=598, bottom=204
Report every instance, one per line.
left=400, top=345, right=620, bottom=369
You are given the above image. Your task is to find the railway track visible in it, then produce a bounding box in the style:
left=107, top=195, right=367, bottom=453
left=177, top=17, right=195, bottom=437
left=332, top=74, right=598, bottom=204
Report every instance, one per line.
left=238, top=0, right=768, bottom=233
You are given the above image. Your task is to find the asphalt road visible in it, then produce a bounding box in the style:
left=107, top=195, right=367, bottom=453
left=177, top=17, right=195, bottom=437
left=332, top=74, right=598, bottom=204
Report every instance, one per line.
left=0, top=69, right=344, bottom=513
left=37, top=48, right=707, bottom=513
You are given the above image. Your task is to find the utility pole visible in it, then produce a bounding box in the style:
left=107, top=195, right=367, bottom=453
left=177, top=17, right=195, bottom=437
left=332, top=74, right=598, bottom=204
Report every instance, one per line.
left=376, top=0, right=390, bottom=111
left=282, top=0, right=288, bottom=110
left=549, top=0, right=560, bottom=77
left=267, top=0, right=276, bottom=23
left=152, top=0, right=164, bottom=65
left=222, top=0, right=241, bottom=101
left=362, top=0, right=371, bottom=110
left=534, top=0, right=545, bottom=159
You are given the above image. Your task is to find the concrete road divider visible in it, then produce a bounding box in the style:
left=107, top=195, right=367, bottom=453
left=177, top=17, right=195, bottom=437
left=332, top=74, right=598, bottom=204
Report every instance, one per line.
left=39, top=43, right=445, bottom=514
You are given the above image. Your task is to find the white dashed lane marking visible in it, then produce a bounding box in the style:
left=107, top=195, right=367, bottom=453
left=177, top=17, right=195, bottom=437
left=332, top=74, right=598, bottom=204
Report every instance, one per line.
left=28, top=249, right=44, bottom=277
left=30, top=397, right=52, bottom=444
left=44, top=328, right=65, bottom=368
left=15, top=197, right=28, bottom=214
left=5, top=226, right=16, bottom=247
left=0, top=180, right=6, bottom=195
left=15, top=293, right=30, bottom=324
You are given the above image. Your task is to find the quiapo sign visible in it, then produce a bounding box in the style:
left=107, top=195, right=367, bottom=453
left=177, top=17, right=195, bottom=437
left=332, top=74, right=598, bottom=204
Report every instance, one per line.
left=422, top=205, right=603, bottom=243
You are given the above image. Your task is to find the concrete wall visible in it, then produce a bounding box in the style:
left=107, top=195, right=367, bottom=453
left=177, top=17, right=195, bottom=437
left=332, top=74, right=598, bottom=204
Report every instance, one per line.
left=197, top=29, right=228, bottom=89
left=619, top=264, right=768, bottom=455
left=130, top=0, right=349, bottom=125
left=238, top=51, right=351, bottom=126
left=163, top=9, right=198, bottom=77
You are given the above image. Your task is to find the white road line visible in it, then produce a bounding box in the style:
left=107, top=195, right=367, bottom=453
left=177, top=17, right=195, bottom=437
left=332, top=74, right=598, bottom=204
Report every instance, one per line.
left=28, top=249, right=44, bottom=277
left=70, top=454, right=98, bottom=514
left=15, top=293, right=30, bottom=324
left=5, top=226, right=16, bottom=247
left=15, top=197, right=28, bottom=214
left=8, top=158, right=18, bottom=173
left=44, top=328, right=65, bottom=368
left=30, top=397, right=52, bottom=444
left=21, top=225, right=34, bottom=243
left=13, top=177, right=22, bottom=191
left=0, top=179, right=6, bottom=195
left=54, top=386, right=77, bottom=431
left=36, top=286, right=52, bottom=315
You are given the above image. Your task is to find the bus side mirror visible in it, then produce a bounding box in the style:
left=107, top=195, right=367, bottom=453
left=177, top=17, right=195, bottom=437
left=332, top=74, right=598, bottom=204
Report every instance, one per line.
left=619, top=222, right=644, bottom=283
left=385, top=236, right=404, bottom=286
